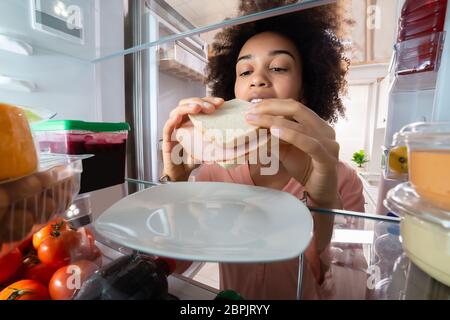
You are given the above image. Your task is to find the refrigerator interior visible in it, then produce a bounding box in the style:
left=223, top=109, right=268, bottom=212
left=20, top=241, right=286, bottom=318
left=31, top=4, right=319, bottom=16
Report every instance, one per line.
left=376, top=0, right=450, bottom=214
left=0, top=0, right=127, bottom=220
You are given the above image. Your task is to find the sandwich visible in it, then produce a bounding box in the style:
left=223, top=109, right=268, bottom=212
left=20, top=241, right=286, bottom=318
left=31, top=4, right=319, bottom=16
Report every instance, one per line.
left=175, top=99, right=269, bottom=169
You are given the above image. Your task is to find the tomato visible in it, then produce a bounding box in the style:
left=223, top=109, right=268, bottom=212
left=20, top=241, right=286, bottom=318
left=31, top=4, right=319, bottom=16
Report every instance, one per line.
left=0, top=248, right=22, bottom=284
left=32, top=218, right=71, bottom=249
left=17, top=234, right=33, bottom=254
left=49, top=260, right=98, bottom=300
left=71, top=228, right=101, bottom=263
left=0, top=280, right=50, bottom=300
left=37, top=230, right=80, bottom=267
left=21, top=255, right=59, bottom=286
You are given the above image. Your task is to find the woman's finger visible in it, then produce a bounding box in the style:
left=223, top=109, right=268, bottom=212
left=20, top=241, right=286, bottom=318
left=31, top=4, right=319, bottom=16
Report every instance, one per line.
left=169, top=103, right=202, bottom=118
left=248, top=99, right=335, bottom=139
left=246, top=114, right=309, bottom=134
left=162, top=114, right=181, bottom=153
left=270, top=125, right=337, bottom=170
left=178, top=97, right=224, bottom=114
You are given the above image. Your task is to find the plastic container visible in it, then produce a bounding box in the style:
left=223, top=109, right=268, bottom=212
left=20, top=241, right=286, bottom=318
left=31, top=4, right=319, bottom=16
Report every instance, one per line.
left=0, top=153, right=82, bottom=257
left=32, top=120, right=130, bottom=194
left=384, top=134, right=409, bottom=181
left=396, top=122, right=450, bottom=211
left=385, top=182, right=450, bottom=287
left=398, top=0, right=447, bottom=42
left=395, top=32, right=445, bottom=75
left=395, top=0, right=447, bottom=76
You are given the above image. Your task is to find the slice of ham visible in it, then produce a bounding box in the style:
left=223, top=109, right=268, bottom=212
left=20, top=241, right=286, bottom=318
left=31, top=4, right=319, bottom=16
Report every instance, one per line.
left=175, top=121, right=269, bottom=163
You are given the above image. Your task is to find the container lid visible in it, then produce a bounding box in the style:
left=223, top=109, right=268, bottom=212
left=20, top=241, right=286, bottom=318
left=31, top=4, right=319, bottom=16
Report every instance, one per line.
left=384, top=182, right=450, bottom=230
left=396, top=121, right=450, bottom=146
left=31, top=120, right=130, bottom=132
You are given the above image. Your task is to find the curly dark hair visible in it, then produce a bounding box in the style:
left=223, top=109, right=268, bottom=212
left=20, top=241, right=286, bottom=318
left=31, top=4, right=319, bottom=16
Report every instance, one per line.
left=206, top=0, right=350, bottom=123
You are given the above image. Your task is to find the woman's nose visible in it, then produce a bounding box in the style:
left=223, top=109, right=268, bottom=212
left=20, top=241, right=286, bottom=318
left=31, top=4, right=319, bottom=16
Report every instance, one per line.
left=250, top=73, right=270, bottom=88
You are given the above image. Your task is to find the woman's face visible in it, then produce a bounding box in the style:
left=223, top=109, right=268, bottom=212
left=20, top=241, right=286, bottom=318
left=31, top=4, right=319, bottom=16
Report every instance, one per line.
left=234, top=31, right=303, bottom=103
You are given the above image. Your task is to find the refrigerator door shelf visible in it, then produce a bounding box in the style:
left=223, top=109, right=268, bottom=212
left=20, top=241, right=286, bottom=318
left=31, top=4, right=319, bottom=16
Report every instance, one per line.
left=0, top=75, right=36, bottom=92
left=395, top=31, right=445, bottom=77
left=392, top=70, right=438, bottom=91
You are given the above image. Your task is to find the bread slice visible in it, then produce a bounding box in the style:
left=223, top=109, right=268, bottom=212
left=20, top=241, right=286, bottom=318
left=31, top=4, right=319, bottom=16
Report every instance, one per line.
left=188, top=99, right=257, bottom=149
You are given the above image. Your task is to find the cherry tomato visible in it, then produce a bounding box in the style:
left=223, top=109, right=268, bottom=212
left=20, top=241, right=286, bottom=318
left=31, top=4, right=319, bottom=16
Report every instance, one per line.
left=21, top=255, right=59, bottom=286
left=32, top=218, right=71, bottom=250
left=71, top=228, right=101, bottom=263
left=17, top=234, right=33, bottom=254
left=0, top=280, right=50, bottom=300
left=0, top=248, right=22, bottom=284
left=49, top=260, right=98, bottom=300
left=37, top=230, right=80, bottom=267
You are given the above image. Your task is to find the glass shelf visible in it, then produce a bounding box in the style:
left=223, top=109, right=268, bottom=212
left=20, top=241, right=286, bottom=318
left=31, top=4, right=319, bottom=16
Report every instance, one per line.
left=100, top=178, right=448, bottom=299
left=93, top=0, right=336, bottom=63
left=0, top=0, right=335, bottom=63
left=125, top=178, right=401, bottom=222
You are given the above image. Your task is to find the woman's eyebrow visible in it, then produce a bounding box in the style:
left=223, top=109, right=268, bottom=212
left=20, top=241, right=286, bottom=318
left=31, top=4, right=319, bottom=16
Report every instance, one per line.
left=237, top=50, right=296, bottom=63
left=237, top=54, right=252, bottom=63
left=269, top=50, right=296, bottom=61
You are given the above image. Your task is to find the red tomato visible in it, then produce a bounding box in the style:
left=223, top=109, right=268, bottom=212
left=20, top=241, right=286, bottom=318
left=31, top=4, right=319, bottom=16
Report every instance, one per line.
left=37, top=230, right=80, bottom=267
left=21, top=255, right=60, bottom=286
left=0, top=280, right=50, bottom=300
left=32, top=218, right=71, bottom=249
left=0, top=248, right=22, bottom=284
left=17, top=234, right=33, bottom=254
left=71, top=228, right=101, bottom=263
left=49, top=260, right=98, bottom=300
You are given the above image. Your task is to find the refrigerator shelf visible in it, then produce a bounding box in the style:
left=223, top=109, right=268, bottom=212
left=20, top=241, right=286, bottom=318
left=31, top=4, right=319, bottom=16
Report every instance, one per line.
left=392, top=70, right=438, bottom=92
left=159, top=42, right=206, bottom=81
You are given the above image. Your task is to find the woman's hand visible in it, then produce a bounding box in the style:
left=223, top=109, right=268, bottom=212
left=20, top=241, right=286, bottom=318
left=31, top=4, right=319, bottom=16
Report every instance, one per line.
left=245, top=98, right=342, bottom=209
left=162, top=97, right=224, bottom=181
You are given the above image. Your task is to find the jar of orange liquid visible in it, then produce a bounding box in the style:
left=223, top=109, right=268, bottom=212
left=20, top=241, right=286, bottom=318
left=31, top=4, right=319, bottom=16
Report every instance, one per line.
left=398, top=122, right=450, bottom=211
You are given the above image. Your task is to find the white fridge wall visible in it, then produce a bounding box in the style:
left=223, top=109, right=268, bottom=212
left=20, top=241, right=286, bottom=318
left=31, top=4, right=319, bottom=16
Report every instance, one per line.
left=0, top=0, right=96, bottom=119
left=0, top=46, right=96, bottom=120
left=0, top=0, right=126, bottom=219
left=0, top=0, right=96, bottom=60
left=0, top=0, right=125, bottom=122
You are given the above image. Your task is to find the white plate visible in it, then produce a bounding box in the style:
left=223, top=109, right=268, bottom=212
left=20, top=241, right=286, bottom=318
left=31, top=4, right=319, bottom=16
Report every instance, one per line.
left=95, top=182, right=313, bottom=263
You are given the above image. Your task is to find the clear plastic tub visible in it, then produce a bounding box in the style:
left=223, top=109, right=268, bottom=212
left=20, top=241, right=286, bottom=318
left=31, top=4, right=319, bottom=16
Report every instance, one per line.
left=0, top=154, right=83, bottom=257
left=32, top=120, right=130, bottom=193
left=396, top=122, right=450, bottom=211
left=385, top=182, right=450, bottom=287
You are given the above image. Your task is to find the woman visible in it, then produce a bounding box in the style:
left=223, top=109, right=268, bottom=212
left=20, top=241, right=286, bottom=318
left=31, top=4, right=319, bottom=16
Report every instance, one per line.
left=161, top=1, right=365, bottom=299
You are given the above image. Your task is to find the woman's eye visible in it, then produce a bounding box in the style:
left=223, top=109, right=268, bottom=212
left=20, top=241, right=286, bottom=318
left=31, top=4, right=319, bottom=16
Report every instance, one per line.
left=270, top=67, right=288, bottom=72
left=239, top=70, right=252, bottom=77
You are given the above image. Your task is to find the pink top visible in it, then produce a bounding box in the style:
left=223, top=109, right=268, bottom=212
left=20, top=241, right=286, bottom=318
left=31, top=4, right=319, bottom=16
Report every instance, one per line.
left=191, top=161, right=365, bottom=299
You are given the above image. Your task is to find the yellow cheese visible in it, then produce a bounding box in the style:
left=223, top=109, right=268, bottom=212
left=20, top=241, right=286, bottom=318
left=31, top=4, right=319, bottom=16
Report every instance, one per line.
left=0, top=103, right=38, bottom=181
